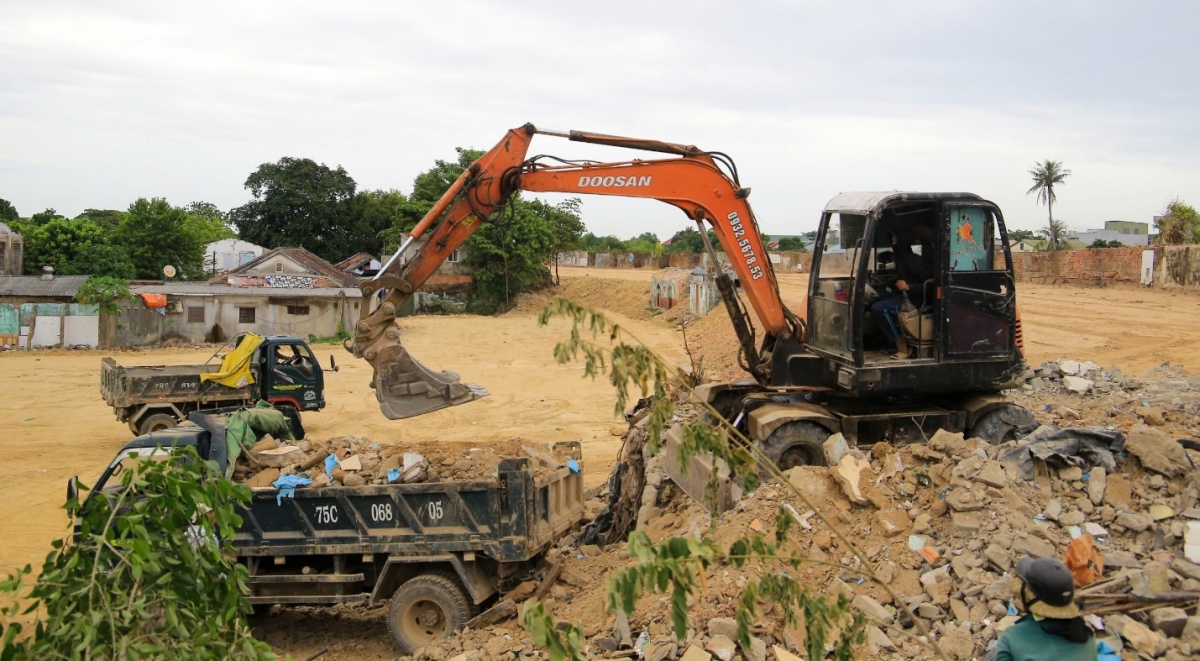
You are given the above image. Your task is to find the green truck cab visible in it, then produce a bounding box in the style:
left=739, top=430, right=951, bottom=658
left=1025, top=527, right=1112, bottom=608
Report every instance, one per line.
left=101, top=334, right=332, bottom=436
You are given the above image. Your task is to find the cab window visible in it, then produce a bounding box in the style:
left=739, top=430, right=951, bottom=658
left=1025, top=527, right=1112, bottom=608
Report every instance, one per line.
left=275, top=344, right=315, bottom=377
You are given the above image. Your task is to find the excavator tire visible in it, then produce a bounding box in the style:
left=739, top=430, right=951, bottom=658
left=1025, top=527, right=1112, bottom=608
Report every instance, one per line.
left=758, top=421, right=829, bottom=471
left=968, top=404, right=1038, bottom=445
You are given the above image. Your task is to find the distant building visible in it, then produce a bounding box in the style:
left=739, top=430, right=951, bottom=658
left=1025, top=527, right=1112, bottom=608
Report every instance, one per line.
left=203, top=238, right=265, bottom=274
left=1009, top=239, right=1039, bottom=253
left=211, top=247, right=360, bottom=289
left=0, top=269, right=94, bottom=348
left=1066, top=220, right=1149, bottom=247
left=335, top=252, right=380, bottom=277
left=0, top=222, right=24, bottom=276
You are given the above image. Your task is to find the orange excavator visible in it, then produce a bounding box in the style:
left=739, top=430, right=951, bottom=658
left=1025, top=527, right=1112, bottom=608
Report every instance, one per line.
left=349, top=124, right=1033, bottom=476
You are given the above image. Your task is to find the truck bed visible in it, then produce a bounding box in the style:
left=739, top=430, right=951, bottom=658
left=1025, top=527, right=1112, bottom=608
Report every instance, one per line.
left=101, top=356, right=252, bottom=407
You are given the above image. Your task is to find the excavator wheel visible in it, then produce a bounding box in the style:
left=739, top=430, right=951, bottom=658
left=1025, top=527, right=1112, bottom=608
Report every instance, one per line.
left=758, top=421, right=829, bottom=472
left=968, top=404, right=1038, bottom=445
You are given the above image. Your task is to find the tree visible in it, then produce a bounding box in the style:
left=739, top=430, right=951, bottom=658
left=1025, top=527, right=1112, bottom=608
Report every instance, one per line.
left=776, top=236, right=807, bottom=252
left=1036, top=218, right=1068, bottom=251
left=1155, top=198, right=1199, bottom=245
left=1027, top=160, right=1071, bottom=251
left=114, top=198, right=207, bottom=279
left=353, top=189, right=408, bottom=256
left=75, top=208, right=128, bottom=231
left=1007, top=229, right=1037, bottom=242
left=20, top=216, right=136, bottom=278
left=1088, top=239, right=1122, bottom=249
left=0, top=198, right=17, bottom=222
left=541, top=197, right=586, bottom=284
left=664, top=227, right=721, bottom=253
left=29, top=208, right=59, bottom=226
left=231, top=157, right=360, bottom=262
left=466, top=202, right=555, bottom=312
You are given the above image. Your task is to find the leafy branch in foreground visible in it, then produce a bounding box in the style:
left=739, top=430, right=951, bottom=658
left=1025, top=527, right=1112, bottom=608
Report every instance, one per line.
left=530, top=296, right=951, bottom=661
left=0, top=446, right=274, bottom=661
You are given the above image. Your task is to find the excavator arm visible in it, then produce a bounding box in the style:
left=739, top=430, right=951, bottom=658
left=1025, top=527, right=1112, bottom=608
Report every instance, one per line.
left=351, top=123, right=799, bottom=419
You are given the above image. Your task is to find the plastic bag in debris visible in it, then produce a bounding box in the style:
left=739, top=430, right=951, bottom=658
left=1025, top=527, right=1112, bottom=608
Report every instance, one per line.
left=996, top=425, right=1126, bottom=481
left=272, top=474, right=312, bottom=505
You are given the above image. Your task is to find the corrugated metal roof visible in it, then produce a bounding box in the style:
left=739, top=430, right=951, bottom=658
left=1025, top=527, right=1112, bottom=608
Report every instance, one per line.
left=221, top=247, right=360, bottom=287
left=0, top=275, right=90, bottom=297
left=130, top=282, right=362, bottom=298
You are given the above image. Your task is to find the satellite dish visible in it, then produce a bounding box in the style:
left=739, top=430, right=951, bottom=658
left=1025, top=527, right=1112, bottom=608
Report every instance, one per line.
left=163, top=265, right=177, bottom=278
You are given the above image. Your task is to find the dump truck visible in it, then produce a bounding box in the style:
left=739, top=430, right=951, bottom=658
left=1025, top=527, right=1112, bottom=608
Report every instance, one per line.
left=101, top=334, right=331, bottom=436
left=68, top=411, right=585, bottom=653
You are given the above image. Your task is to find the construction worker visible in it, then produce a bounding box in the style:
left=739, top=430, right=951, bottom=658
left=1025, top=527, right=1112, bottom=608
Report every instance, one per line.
left=990, top=557, right=1103, bottom=661
left=868, top=230, right=934, bottom=358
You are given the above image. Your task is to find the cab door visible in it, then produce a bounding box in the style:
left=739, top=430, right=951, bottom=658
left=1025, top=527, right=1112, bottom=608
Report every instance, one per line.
left=942, top=204, right=1015, bottom=358
left=266, top=342, right=324, bottom=410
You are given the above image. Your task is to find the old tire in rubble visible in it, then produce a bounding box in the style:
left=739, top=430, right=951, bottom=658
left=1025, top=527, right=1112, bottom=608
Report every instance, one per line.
left=387, top=572, right=474, bottom=654
left=138, top=413, right=178, bottom=436
left=758, top=421, right=829, bottom=471
left=968, top=404, right=1038, bottom=445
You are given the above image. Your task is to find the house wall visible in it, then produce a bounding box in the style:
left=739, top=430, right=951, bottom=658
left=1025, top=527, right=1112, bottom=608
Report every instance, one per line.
left=0, top=233, right=23, bottom=276
left=103, top=293, right=362, bottom=347
left=0, top=302, right=98, bottom=348
left=204, top=239, right=263, bottom=272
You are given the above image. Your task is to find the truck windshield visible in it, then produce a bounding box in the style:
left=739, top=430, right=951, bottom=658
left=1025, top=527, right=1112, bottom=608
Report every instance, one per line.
left=275, top=344, right=316, bottom=377
left=96, top=447, right=175, bottom=493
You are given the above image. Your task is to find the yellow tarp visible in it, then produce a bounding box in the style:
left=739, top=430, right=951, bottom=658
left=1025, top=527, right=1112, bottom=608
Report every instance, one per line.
left=200, top=333, right=264, bottom=388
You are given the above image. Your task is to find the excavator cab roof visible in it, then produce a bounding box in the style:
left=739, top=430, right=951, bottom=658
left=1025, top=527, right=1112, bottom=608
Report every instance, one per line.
left=823, top=191, right=984, bottom=215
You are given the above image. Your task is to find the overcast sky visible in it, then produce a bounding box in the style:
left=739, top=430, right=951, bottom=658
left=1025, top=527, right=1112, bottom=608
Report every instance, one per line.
left=2, top=1, right=1197, bottom=239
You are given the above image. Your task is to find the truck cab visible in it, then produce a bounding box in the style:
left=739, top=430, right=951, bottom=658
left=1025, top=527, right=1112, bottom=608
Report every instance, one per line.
left=251, top=335, right=327, bottom=413
left=781, top=192, right=1026, bottom=396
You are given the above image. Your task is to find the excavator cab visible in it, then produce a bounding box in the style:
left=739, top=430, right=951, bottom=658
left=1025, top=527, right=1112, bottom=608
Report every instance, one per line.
left=788, top=192, right=1025, bottom=396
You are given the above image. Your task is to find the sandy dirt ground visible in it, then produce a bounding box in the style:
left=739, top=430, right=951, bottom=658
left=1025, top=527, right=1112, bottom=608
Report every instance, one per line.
left=0, top=302, right=685, bottom=577
left=4, top=266, right=1200, bottom=658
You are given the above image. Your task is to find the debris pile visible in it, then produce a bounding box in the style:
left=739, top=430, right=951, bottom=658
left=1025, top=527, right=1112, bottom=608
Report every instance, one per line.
left=232, top=436, right=577, bottom=490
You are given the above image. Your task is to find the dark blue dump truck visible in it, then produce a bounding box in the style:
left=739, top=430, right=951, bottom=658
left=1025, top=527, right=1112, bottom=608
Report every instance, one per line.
left=71, top=411, right=585, bottom=653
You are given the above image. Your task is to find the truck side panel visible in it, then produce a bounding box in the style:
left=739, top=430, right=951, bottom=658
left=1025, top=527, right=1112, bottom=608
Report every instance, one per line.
left=102, top=357, right=252, bottom=408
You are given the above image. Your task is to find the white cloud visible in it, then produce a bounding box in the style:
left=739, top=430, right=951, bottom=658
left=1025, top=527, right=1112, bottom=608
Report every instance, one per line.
left=1, top=0, right=1197, bottom=240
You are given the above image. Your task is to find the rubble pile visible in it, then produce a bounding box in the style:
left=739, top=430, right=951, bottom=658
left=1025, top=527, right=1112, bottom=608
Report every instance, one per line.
left=232, top=436, right=575, bottom=490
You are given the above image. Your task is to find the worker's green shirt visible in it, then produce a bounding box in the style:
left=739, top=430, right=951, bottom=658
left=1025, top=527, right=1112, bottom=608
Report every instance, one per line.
left=994, top=617, right=1097, bottom=661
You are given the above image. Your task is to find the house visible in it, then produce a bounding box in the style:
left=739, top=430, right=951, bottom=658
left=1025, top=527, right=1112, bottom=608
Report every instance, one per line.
left=397, top=233, right=471, bottom=279
left=210, top=247, right=360, bottom=289
left=203, top=238, right=265, bottom=274
left=0, top=269, right=95, bottom=348
left=1009, top=239, right=1039, bottom=253
left=119, top=281, right=361, bottom=347
left=335, top=252, right=380, bottom=277
left=0, top=222, right=24, bottom=276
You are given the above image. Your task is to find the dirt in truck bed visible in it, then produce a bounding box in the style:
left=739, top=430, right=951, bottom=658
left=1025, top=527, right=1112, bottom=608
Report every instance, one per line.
left=232, top=434, right=577, bottom=488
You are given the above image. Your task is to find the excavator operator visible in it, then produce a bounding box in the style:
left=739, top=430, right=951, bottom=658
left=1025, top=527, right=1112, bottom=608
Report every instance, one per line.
left=869, top=228, right=935, bottom=359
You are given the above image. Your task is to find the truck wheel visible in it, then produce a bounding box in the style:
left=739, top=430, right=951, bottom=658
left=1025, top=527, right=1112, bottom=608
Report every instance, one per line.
left=968, top=404, right=1038, bottom=445
left=758, top=421, right=830, bottom=471
left=387, top=572, right=474, bottom=654
left=138, top=413, right=178, bottom=436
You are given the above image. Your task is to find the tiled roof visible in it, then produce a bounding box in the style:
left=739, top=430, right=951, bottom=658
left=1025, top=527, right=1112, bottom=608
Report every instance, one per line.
left=130, top=282, right=361, bottom=298
left=222, top=247, right=360, bottom=287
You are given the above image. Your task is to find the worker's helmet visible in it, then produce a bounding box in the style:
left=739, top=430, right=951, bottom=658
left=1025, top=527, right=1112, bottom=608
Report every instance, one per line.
left=1014, top=557, right=1080, bottom=619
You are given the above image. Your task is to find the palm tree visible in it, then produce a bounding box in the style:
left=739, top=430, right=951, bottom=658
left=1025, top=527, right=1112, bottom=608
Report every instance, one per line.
left=1027, top=160, right=1071, bottom=250
left=1037, top=218, right=1068, bottom=251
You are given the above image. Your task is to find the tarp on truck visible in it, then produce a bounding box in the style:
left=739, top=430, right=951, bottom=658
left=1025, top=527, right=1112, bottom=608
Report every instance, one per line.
left=224, top=400, right=295, bottom=478
left=200, top=332, right=264, bottom=388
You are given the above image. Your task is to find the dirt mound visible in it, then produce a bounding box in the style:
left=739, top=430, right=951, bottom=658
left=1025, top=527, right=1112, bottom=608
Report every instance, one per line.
left=682, top=297, right=759, bottom=382
left=508, top=274, right=653, bottom=320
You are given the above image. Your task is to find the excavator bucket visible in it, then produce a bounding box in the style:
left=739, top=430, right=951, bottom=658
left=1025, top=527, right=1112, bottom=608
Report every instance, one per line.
left=371, top=342, right=489, bottom=420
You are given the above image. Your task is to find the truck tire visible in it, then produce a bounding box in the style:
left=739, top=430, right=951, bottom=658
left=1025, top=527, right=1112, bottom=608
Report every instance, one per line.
left=387, top=572, right=474, bottom=654
left=968, top=404, right=1038, bottom=445
left=758, top=421, right=829, bottom=471
left=138, top=413, right=179, bottom=436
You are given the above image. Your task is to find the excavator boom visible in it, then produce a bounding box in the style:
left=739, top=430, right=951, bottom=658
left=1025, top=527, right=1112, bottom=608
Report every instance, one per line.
left=350, top=124, right=796, bottom=419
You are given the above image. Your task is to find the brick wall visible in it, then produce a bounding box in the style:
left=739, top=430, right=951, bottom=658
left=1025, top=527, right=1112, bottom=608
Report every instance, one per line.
left=1006, top=246, right=1147, bottom=286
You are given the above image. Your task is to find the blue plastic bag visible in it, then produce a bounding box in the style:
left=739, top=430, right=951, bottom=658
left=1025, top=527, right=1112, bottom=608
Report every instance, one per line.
left=272, top=474, right=312, bottom=505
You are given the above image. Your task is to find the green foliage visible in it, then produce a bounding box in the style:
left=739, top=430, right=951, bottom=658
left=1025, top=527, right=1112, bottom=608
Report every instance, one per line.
left=1036, top=219, right=1069, bottom=251
left=1027, top=160, right=1071, bottom=250
left=546, top=198, right=586, bottom=283
left=354, top=189, right=408, bottom=254
left=75, top=209, right=129, bottom=232
left=115, top=198, right=210, bottom=279
left=76, top=276, right=133, bottom=315
left=1088, top=239, right=1123, bottom=249
left=523, top=603, right=586, bottom=661
left=1007, top=229, right=1037, bottom=242
left=466, top=201, right=555, bottom=312
left=775, top=236, right=807, bottom=252
left=231, top=157, right=362, bottom=262
left=0, top=198, right=18, bottom=222
left=29, top=208, right=59, bottom=225
left=20, top=216, right=136, bottom=278
left=1155, top=198, right=1199, bottom=245
left=664, top=227, right=721, bottom=253
left=0, top=445, right=274, bottom=660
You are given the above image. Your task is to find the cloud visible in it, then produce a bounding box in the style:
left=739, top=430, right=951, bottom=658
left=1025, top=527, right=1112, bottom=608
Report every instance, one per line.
left=1, top=0, right=1197, bottom=239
